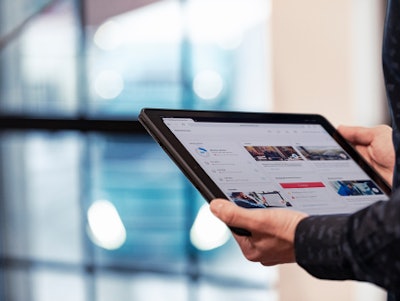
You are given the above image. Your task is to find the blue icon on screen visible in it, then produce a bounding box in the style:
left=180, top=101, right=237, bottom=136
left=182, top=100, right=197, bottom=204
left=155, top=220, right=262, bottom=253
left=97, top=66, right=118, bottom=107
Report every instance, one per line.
left=196, top=147, right=209, bottom=157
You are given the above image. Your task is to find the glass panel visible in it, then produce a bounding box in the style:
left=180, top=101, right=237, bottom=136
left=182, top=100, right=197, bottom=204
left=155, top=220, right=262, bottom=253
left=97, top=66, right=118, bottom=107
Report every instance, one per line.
left=0, top=0, right=271, bottom=117
left=0, top=1, right=79, bottom=116
left=31, top=268, right=86, bottom=301
left=186, top=0, right=271, bottom=112
left=96, top=273, right=188, bottom=301
left=0, top=131, right=83, bottom=263
left=0, top=0, right=277, bottom=299
left=86, top=0, right=271, bottom=117
left=86, top=0, right=183, bottom=117
left=197, top=239, right=278, bottom=286
left=86, top=134, right=188, bottom=271
left=0, top=0, right=53, bottom=40
left=197, top=281, right=278, bottom=301
left=0, top=130, right=276, bottom=300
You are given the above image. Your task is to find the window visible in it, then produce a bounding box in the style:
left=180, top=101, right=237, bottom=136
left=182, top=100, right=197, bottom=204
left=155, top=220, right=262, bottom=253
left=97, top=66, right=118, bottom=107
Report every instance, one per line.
left=0, top=1, right=275, bottom=300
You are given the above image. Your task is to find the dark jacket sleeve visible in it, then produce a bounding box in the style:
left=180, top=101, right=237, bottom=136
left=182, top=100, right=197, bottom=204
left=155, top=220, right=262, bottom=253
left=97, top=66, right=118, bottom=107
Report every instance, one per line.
left=295, top=0, right=400, bottom=295
left=294, top=189, right=400, bottom=294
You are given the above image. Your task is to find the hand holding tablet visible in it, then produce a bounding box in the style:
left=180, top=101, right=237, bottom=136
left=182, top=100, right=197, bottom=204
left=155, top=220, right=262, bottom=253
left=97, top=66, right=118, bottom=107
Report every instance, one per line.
left=337, top=125, right=394, bottom=186
left=210, top=197, right=308, bottom=264
left=139, top=108, right=391, bottom=236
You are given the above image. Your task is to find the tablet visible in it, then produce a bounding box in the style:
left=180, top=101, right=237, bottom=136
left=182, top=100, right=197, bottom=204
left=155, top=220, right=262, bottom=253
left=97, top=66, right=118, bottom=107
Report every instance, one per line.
left=139, top=108, right=391, bottom=234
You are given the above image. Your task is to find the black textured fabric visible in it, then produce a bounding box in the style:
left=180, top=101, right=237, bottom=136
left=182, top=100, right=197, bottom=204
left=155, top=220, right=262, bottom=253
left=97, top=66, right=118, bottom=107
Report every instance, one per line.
left=295, top=194, right=400, bottom=294
left=295, top=0, right=400, bottom=296
left=384, top=0, right=400, bottom=189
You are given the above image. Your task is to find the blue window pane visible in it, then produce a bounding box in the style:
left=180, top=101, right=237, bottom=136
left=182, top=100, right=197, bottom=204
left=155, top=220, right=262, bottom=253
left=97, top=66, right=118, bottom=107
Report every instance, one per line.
left=0, top=0, right=270, bottom=117
left=86, top=0, right=271, bottom=117
left=0, top=0, right=277, bottom=300
left=0, top=1, right=79, bottom=116
left=0, top=130, right=276, bottom=300
left=0, top=131, right=84, bottom=263
left=0, top=1, right=54, bottom=39
left=87, top=134, right=189, bottom=270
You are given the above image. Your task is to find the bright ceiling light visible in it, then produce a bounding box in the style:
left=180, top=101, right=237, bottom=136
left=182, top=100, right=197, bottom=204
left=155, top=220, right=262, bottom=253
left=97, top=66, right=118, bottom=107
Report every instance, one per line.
left=193, top=70, right=224, bottom=100
left=94, top=70, right=124, bottom=99
left=186, top=0, right=270, bottom=44
left=94, top=20, right=123, bottom=51
left=190, top=204, right=230, bottom=251
left=87, top=200, right=127, bottom=250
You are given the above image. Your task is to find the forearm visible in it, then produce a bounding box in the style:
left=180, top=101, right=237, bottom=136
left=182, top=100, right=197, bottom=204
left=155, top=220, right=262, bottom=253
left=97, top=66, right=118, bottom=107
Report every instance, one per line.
left=294, top=190, right=400, bottom=293
left=295, top=214, right=353, bottom=279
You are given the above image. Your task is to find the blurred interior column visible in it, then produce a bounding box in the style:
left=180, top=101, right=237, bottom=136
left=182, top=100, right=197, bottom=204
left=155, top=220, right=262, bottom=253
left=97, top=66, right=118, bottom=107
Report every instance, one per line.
left=270, top=0, right=387, bottom=127
left=271, top=0, right=387, bottom=300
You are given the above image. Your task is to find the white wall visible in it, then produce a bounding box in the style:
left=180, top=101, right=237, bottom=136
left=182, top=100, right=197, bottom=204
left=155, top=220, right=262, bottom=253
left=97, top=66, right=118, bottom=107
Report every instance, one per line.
left=270, top=0, right=388, bottom=300
left=270, top=0, right=387, bottom=127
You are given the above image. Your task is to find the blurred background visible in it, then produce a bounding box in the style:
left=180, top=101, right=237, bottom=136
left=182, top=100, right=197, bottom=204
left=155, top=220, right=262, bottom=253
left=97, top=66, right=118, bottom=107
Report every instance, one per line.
left=0, top=0, right=389, bottom=300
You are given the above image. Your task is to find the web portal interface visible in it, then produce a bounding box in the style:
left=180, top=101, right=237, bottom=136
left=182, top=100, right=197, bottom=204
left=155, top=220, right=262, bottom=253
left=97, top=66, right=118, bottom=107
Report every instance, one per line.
left=163, top=118, right=389, bottom=215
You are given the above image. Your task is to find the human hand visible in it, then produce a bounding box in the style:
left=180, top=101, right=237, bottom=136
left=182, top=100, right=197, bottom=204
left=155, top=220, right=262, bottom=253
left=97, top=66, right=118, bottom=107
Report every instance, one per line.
left=210, top=199, right=308, bottom=266
left=338, top=125, right=394, bottom=186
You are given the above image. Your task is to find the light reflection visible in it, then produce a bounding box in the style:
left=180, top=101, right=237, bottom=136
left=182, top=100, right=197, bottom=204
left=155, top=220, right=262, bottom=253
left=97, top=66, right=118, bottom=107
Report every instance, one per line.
left=87, top=200, right=127, bottom=250
left=91, top=0, right=269, bottom=48
left=186, top=0, right=270, bottom=45
left=94, top=70, right=124, bottom=99
left=93, top=20, right=123, bottom=51
left=190, top=204, right=230, bottom=251
left=217, top=30, right=244, bottom=50
left=193, top=70, right=224, bottom=100
left=94, top=1, right=182, bottom=44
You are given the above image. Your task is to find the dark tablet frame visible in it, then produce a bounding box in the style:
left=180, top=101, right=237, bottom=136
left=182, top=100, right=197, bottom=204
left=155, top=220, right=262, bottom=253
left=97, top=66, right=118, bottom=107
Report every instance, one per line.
left=140, top=108, right=391, bottom=199
left=139, top=108, right=391, bottom=235
left=139, top=108, right=392, bottom=235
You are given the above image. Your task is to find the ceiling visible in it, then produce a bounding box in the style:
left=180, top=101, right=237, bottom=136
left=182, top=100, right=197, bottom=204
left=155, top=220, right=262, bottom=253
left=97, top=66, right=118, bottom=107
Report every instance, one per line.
left=84, top=0, right=160, bottom=26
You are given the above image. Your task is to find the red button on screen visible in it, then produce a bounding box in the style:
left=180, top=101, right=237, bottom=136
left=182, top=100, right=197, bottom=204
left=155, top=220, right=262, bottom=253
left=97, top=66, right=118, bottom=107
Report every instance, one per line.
left=280, top=182, right=325, bottom=189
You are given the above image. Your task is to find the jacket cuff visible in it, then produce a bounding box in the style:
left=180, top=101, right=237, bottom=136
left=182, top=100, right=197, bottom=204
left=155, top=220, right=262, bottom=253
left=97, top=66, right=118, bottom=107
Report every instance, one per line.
left=294, top=214, right=354, bottom=280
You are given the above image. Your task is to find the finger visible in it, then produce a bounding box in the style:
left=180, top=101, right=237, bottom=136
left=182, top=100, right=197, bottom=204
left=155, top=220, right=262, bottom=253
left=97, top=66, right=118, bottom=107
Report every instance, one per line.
left=337, top=125, right=374, bottom=145
left=210, top=198, right=262, bottom=230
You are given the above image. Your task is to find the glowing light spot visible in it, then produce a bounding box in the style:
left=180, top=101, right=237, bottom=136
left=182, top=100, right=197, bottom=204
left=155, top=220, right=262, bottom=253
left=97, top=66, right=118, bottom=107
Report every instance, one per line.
left=193, top=70, right=224, bottom=100
left=190, top=204, right=230, bottom=251
left=94, top=70, right=124, bottom=99
left=186, top=0, right=270, bottom=44
left=93, top=20, right=123, bottom=51
left=217, top=31, right=244, bottom=50
left=87, top=200, right=126, bottom=250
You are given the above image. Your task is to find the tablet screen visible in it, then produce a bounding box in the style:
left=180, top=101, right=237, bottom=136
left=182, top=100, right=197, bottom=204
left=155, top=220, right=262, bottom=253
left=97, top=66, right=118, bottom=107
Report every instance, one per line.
left=162, top=117, right=390, bottom=215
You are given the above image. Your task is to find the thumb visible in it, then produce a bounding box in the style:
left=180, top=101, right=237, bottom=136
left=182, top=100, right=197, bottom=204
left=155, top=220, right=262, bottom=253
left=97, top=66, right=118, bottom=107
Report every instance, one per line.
left=210, top=198, right=253, bottom=229
left=337, top=125, right=373, bottom=145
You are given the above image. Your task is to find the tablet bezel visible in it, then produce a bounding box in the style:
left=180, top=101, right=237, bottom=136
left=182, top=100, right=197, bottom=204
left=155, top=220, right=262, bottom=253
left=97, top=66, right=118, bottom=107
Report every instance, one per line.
left=139, top=108, right=392, bottom=203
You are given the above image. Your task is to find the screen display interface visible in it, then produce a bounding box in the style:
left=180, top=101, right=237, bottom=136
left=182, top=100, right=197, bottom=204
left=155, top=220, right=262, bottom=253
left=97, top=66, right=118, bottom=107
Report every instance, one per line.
left=163, top=118, right=389, bottom=215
